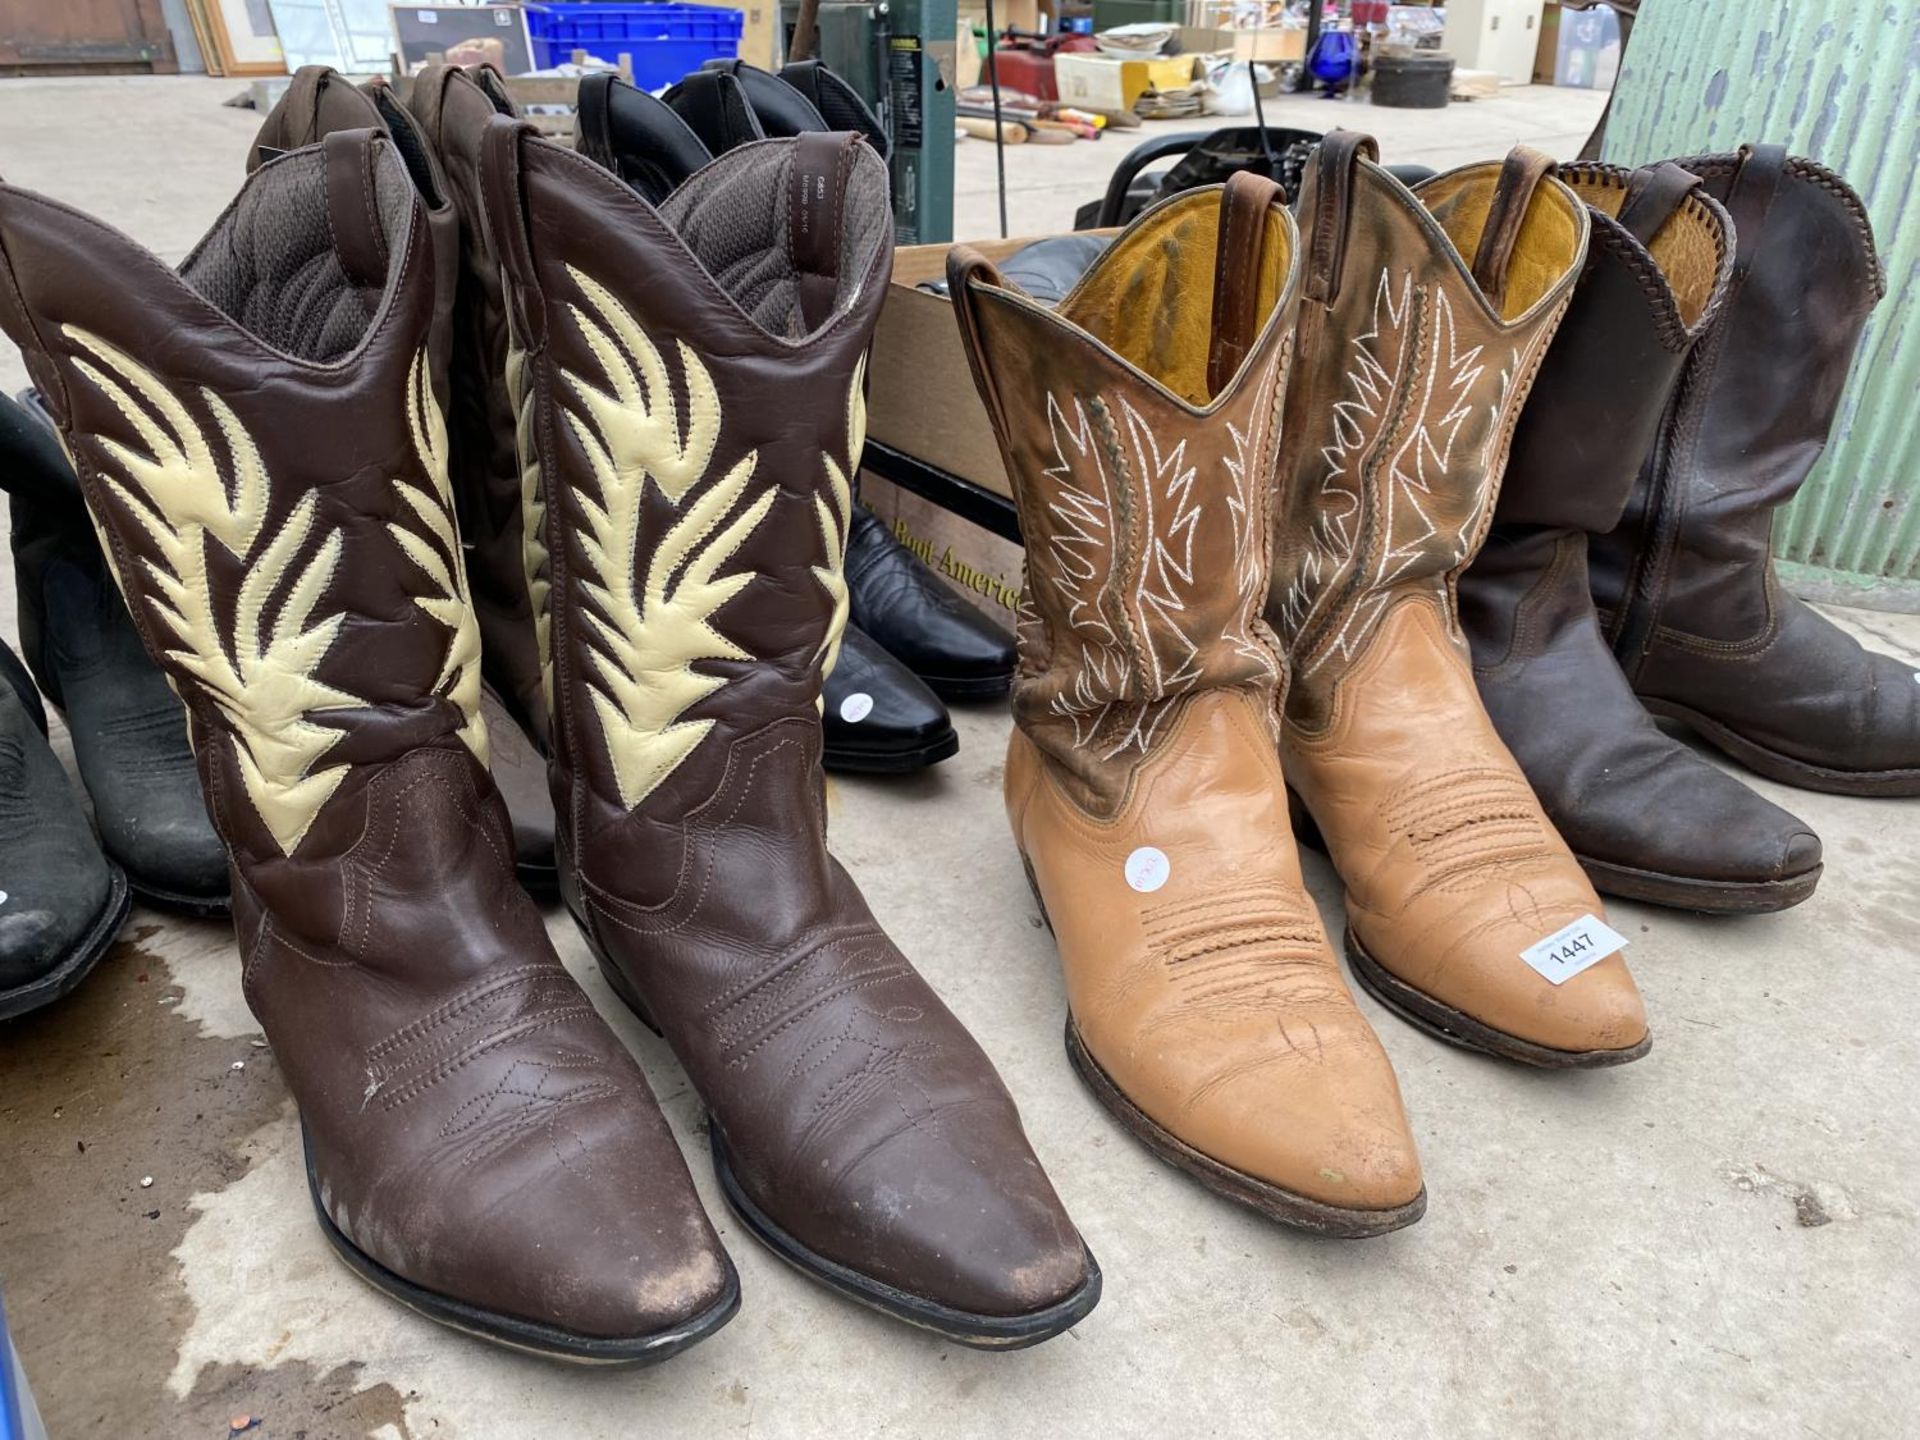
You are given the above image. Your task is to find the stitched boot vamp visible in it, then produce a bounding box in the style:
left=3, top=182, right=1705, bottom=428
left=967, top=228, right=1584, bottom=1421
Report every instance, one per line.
left=1290, top=603, right=1646, bottom=1056
left=576, top=720, right=1090, bottom=1319
left=1013, top=690, right=1423, bottom=1213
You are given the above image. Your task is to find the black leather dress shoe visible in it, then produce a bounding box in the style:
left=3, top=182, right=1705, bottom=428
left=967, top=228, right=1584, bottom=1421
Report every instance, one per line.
left=846, top=508, right=1017, bottom=699
left=0, top=637, right=130, bottom=1020
left=824, top=625, right=960, bottom=773
left=3, top=392, right=229, bottom=915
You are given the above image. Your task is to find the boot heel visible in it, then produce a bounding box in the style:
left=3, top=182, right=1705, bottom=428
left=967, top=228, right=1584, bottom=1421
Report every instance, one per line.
left=1286, top=786, right=1327, bottom=854
left=1017, top=851, right=1054, bottom=933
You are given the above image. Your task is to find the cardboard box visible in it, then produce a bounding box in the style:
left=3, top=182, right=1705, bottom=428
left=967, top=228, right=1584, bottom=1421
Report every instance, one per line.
left=866, top=236, right=1034, bottom=503
left=1052, top=51, right=1197, bottom=112
left=1176, top=24, right=1306, bottom=63
left=857, top=473, right=1027, bottom=625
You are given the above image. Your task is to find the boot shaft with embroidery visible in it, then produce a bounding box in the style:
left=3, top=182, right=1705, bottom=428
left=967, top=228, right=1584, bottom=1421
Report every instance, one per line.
left=1589, top=146, right=1918, bottom=796
left=950, top=174, right=1425, bottom=1235
left=483, top=120, right=1098, bottom=1345
left=1264, top=134, right=1649, bottom=1067
left=0, top=130, right=738, bottom=1362
left=1460, top=161, right=1824, bottom=913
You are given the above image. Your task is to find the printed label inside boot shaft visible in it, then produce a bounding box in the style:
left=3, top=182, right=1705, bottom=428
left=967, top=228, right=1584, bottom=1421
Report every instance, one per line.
left=1518, top=915, right=1628, bottom=985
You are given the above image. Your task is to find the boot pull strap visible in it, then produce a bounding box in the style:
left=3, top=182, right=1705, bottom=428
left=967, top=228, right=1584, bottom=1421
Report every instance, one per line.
left=1615, top=161, right=1700, bottom=246
left=1725, top=143, right=1788, bottom=283
left=1470, top=145, right=1557, bottom=308
left=478, top=116, right=545, bottom=349
left=1208, top=171, right=1281, bottom=397
left=473, top=63, right=520, bottom=117
left=790, top=131, right=859, bottom=333
left=945, top=248, right=1021, bottom=501
left=576, top=72, right=618, bottom=170
left=322, top=129, right=391, bottom=297
left=1303, top=131, right=1379, bottom=307
left=249, top=64, right=332, bottom=170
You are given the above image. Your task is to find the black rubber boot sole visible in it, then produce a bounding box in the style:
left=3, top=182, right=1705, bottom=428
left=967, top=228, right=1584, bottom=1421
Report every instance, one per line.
left=1064, top=1017, right=1425, bottom=1238
left=711, top=1126, right=1102, bottom=1349
left=823, top=727, right=960, bottom=774
left=1642, top=695, right=1920, bottom=798
left=1578, top=851, right=1821, bottom=915
left=0, top=863, right=131, bottom=1021
left=304, top=1127, right=740, bottom=1364
left=1345, top=928, right=1651, bottom=1070
left=582, top=912, right=1100, bottom=1349
left=125, top=873, right=231, bottom=920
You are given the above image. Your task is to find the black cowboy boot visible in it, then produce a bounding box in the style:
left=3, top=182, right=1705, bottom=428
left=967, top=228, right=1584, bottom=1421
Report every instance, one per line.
left=0, top=635, right=131, bottom=1019
left=2, top=392, right=228, bottom=914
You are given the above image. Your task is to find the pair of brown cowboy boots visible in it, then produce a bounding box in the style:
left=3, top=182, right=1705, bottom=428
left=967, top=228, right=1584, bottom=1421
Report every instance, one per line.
left=953, top=134, right=1650, bottom=1238
left=1461, top=146, right=1909, bottom=916
left=0, top=67, right=1097, bottom=1360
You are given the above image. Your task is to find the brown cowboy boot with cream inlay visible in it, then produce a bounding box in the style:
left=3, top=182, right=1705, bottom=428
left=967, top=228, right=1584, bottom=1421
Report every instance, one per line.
left=483, top=121, right=1099, bottom=1346
left=950, top=174, right=1425, bottom=1236
left=0, top=130, right=739, bottom=1362
left=1265, top=135, right=1650, bottom=1068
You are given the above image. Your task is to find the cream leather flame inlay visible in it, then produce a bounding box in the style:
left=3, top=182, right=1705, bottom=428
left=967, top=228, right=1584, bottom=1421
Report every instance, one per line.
left=560, top=265, right=775, bottom=810
left=504, top=337, right=553, bottom=715
left=809, top=357, right=866, bottom=678
left=65, top=326, right=358, bottom=856
left=392, top=350, right=488, bottom=764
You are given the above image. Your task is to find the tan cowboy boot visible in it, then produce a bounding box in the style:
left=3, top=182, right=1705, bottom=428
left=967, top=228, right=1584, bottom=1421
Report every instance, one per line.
left=1266, top=134, right=1649, bottom=1068
left=950, top=174, right=1425, bottom=1235
left=0, top=129, right=739, bottom=1361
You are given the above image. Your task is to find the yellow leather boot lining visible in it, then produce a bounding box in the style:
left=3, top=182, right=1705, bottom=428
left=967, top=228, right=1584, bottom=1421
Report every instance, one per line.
left=1416, top=171, right=1582, bottom=320
left=1059, top=190, right=1294, bottom=406
left=1562, top=175, right=1722, bottom=329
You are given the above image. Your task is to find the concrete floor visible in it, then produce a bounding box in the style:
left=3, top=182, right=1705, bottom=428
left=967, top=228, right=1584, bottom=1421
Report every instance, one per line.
left=2, top=74, right=1917, bottom=1440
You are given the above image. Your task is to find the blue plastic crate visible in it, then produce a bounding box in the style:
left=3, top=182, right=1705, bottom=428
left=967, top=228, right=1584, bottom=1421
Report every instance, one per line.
left=524, top=3, right=743, bottom=88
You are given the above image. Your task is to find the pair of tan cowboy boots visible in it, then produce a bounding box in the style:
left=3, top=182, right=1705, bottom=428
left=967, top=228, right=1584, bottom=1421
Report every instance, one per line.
left=0, top=65, right=1096, bottom=1358
left=953, top=134, right=1649, bottom=1237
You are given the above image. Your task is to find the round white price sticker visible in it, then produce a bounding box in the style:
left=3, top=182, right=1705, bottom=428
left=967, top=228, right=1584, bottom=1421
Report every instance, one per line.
left=1124, top=847, right=1170, bottom=894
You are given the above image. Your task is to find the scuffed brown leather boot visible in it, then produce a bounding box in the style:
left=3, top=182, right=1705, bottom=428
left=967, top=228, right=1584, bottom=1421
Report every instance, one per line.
left=1460, top=161, right=1824, bottom=913
left=1591, top=146, right=1918, bottom=797
left=483, top=121, right=1099, bottom=1346
left=948, top=175, right=1424, bottom=1236
left=0, top=131, right=739, bottom=1362
left=1266, top=135, right=1650, bottom=1068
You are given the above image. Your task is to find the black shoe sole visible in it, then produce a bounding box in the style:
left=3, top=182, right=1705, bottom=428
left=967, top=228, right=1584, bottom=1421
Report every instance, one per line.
left=1345, top=928, right=1651, bottom=1070
left=823, top=728, right=960, bottom=774
left=581, top=916, right=1100, bottom=1349
left=710, top=1126, right=1103, bottom=1349
left=0, top=863, right=131, bottom=1021
left=1642, top=696, right=1920, bottom=798
left=1063, top=1017, right=1425, bottom=1238
left=304, top=1127, right=740, bottom=1365
left=125, top=874, right=231, bottom=920
left=1578, top=851, right=1822, bottom=915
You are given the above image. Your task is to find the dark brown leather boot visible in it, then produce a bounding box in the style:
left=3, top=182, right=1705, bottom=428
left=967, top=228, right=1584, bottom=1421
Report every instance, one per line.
left=0, top=130, right=738, bottom=1362
left=483, top=121, right=1098, bottom=1347
left=251, top=64, right=561, bottom=896
left=1460, top=161, right=1824, bottom=912
left=1591, top=146, right=1917, bottom=796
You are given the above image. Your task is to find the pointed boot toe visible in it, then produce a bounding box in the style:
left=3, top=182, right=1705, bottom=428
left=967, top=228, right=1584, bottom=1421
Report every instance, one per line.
left=309, top=1092, right=738, bottom=1360
left=823, top=625, right=960, bottom=774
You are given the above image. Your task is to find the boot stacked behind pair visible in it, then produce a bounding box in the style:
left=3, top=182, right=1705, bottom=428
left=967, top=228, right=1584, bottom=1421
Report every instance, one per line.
left=952, top=175, right=1427, bottom=1235
left=0, top=129, right=739, bottom=1361
left=1459, top=161, right=1825, bottom=912
left=1266, top=136, right=1650, bottom=1067
left=1591, top=147, right=1918, bottom=797
left=482, top=118, right=1099, bottom=1344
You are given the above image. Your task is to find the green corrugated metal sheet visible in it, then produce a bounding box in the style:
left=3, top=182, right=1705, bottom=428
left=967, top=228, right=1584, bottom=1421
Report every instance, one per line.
left=1601, top=0, right=1920, bottom=607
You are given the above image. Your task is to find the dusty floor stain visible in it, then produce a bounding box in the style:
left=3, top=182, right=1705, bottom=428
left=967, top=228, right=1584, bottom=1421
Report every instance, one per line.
left=0, top=915, right=419, bottom=1438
